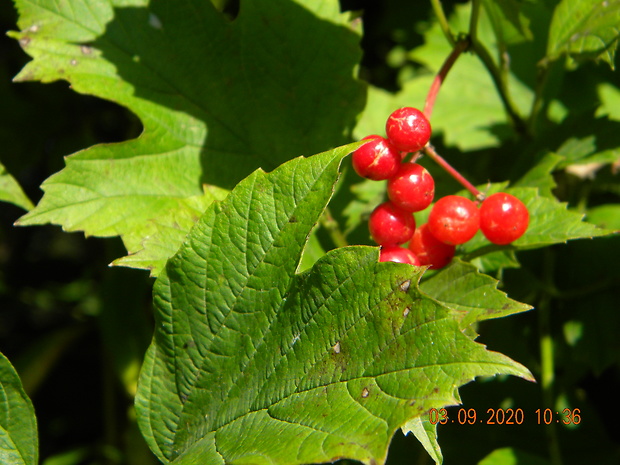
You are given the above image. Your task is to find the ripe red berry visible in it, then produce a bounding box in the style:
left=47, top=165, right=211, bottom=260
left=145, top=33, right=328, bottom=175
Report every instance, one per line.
left=352, top=135, right=402, bottom=180
left=385, top=107, right=432, bottom=153
left=369, top=202, right=415, bottom=246
left=428, top=195, right=480, bottom=245
left=480, top=192, right=529, bottom=245
left=408, top=223, right=455, bottom=269
left=387, top=162, right=435, bottom=212
left=379, top=246, right=421, bottom=265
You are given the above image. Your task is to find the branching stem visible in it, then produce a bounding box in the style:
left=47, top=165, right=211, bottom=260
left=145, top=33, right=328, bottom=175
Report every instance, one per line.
left=423, top=37, right=470, bottom=119
left=429, top=0, right=456, bottom=46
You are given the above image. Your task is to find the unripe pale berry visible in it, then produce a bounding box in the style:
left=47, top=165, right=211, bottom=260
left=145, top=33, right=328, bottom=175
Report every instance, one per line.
left=352, top=135, right=401, bottom=180
left=387, top=162, right=435, bottom=212
left=480, top=192, right=529, bottom=245
left=385, top=107, right=432, bottom=153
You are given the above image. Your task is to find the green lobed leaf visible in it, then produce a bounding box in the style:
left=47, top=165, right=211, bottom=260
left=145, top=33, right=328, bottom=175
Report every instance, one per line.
left=0, top=352, right=38, bottom=465
left=111, top=185, right=229, bottom=276
left=546, top=0, right=620, bottom=68
left=11, top=0, right=365, bottom=274
left=0, top=161, right=34, bottom=211
left=420, top=259, right=532, bottom=330
left=402, top=417, right=442, bottom=465
left=135, top=145, right=533, bottom=465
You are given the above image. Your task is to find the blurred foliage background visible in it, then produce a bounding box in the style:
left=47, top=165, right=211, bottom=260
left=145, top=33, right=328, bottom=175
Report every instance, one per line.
left=1, top=0, right=619, bottom=464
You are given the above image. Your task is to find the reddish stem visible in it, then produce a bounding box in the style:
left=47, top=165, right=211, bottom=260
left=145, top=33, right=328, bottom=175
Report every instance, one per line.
left=422, top=37, right=482, bottom=200
left=424, top=144, right=485, bottom=201
left=423, top=37, right=470, bottom=119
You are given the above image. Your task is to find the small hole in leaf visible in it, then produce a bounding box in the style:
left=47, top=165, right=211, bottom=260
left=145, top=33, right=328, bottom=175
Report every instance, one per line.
left=332, top=341, right=341, bottom=354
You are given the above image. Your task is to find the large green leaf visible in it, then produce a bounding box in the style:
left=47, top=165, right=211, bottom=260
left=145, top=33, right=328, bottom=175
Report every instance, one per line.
left=547, top=0, right=620, bottom=68
left=10, top=0, right=365, bottom=274
left=0, top=352, right=38, bottom=465
left=135, top=145, right=533, bottom=464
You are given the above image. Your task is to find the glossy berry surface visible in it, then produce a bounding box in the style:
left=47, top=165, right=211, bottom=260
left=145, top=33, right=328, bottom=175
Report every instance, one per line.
left=480, top=192, right=529, bottom=245
left=428, top=195, right=480, bottom=245
left=408, top=223, right=455, bottom=269
left=352, top=135, right=402, bottom=180
left=379, top=246, right=421, bottom=265
left=387, top=162, right=435, bottom=212
left=369, top=202, right=415, bottom=246
left=385, top=107, right=432, bottom=153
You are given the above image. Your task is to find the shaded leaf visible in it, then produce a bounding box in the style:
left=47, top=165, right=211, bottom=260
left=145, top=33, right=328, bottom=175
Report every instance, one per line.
left=0, top=352, right=38, bottom=465
left=586, top=204, right=620, bottom=230
left=513, top=153, right=563, bottom=198
left=478, top=447, right=549, bottom=465
left=482, top=0, right=533, bottom=46
left=135, top=145, right=532, bottom=465
left=342, top=178, right=386, bottom=236
left=0, top=161, right=33, bottom=211
left=596, top=82, right=620, bottom=120
left=547, top=0, right=620, bottom=68
left=11, top=0, right=365, bottom=273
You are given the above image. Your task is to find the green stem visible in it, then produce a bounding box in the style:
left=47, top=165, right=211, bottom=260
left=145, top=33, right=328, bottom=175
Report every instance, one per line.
left=321, top=207, right=348, bottom=248
left=430, top=0, right=456, bottom=46
left=539, top=249, right=564, bottom=465
left=528, top=60, right=551, bottom=135
left=467, top=0, right=528, bottom=135
left=470, top=41, right=528, bottom=135
left=469, top=0, right=482, bottom=45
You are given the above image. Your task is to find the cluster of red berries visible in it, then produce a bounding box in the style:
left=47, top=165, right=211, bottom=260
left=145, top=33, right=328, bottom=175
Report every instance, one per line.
left=352, top=107, right=530, bottom=269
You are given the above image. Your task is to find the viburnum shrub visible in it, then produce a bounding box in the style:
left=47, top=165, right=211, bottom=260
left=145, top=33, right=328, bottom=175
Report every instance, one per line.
left=3, top=1, right=618, bottom=465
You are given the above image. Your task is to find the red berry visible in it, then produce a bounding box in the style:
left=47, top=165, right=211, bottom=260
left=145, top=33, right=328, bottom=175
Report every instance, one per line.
left=385, top=107, right=431, bottom=153
left=428, top=195, right=480, bottom=245
left=387, top=162, right=435, bottom=212
left=408, top=223, right=455, bottom=269
left=352, top=135, right=402, bottom=180
left=480, top=192, right=529, bottom=245
left=369, top=201, right=416, bottom=246
left=379, top=246, right=421, bottom=265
